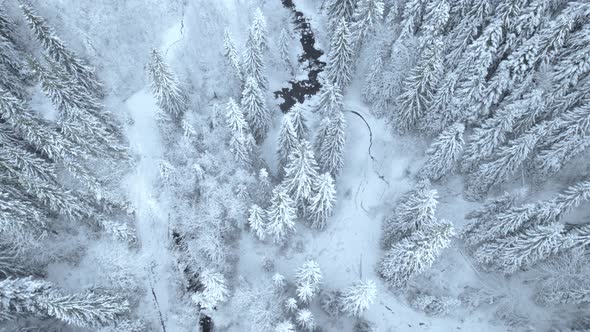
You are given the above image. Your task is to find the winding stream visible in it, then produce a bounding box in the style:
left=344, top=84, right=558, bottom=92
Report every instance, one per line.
left=274, top=0, right=326, bottom=112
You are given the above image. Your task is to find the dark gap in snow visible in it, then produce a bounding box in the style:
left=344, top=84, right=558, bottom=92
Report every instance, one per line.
left=199, top=315, right=213, bottom=332
left=274, top=0, right=326, bottom=112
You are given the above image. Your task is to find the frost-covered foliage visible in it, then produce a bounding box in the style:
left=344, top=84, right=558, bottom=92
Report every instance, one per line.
left=382, top=180, right=438, bottom=248
left=419, top=123, right=465, bottom=181
left=266, top=186, right=297, bottom=244
left=0, top=277, right=128, bottom=327
left=295, top=308, right=315, bottom=331
left=340, top=280, right=377, bottom=317
left=317, top=109, right=347, bottom=177
left=295, top=260, right=322, bottom=304
left=283, top=140, right=320, bottom=210
left=308, top=172, right=337, bottom=229
left=223, top=28, right=242, bottom=80
left=408, top=291, right=460, bottom=316
left=241, top=76, right=271, bottom=143
left=191, top=269, right=230, bottom=309
left=148, top=48, right=187, bottom=123
left=379, top=219, right=454, bottom=287
left=325, top=18, right=354, bottom=89
left=249, top=204, right=267, bottom=240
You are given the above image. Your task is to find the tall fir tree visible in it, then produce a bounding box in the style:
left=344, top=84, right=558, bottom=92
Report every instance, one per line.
left=340, top=280, right=377, bottom=317
left=318, top=110, right=346, bottom=177
left=350, top=0, right=384, bottom=51
left=251, top=8, right=269, bottom=51
left=382, top=180, right=438, bottom=248
left=378, top=219, right=454, bottom=287
left=289, top=105, right=309, bottom=141
left=223, top=28, right=242, bottom=80
left=308, top=172, right=336, bottom=229
left=241, top=76, right=271, bottom=143
left=316, top=82, right=344, bottom=117
left=283, top=140, right=320, bottom=210
left=325, top=18, right=354, bottom=89
left=279, top=27, right=291, bottom=68
left=248, top=204, right=266, bottom=240
left=21, top=4, right=103, bottom=97
left=148, top=49, right=187, bottom=123
left=242, top=30, right=268, bottom=89
left=277, top=115, right=299, bottom=175
left=419, top=123, right=464, bottom=181
left=296, top=260, right=322, bottom=303
left=266, top=186, right=297, bottom=244
left=326, top=0, right=357, bottom=32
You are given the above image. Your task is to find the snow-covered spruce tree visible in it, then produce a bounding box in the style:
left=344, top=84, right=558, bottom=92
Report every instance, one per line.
left=382, top=180, right=438, bottom=248
left=241, top=76, right=271, bottom=143
left=242, top=29, right=268, bottom=90
left=289, top=105, right=309, bottom=141
left=285, top=297, right=298, bottom=312
left=419, top=123, right=465, bottom=181
left=277, top=115, right=299, bottom=176
left=191, top=269, right=230, bottom=309
left=326, top=0, right=357, bottom=33
left=30, top=59, right=125, bottom=159
left=252, top=8, right=268, bottom=51
left=318, top=109, right=346, bottom=177
left=275, top=320, right=296, bottom=332
left=279, top=27, right=291, bottom=68
left=148, top=48, right=187, bottom=123
left=248, top=204, right=266, bottom=240
left=340, top=280, right=377, bottom=317
left=0, top=22, right=28, bottom=99
left=296, top=260, right=322, bottom=304
left=223, top=28, right=242, bottom=80
left=227, top=98, right=254, bottom=165
left=316, top=82, right=344, bottom=117
left=296, top=308, right=315, bottom=331
left=395, top=37, right=444, bottom=132
left=21, top=4, right=103, bottom=97
left=460, top=193, right=516, bottom=247
left=283, top=140, right=320, bottom=210
left=473, top=223, right=571, bottom=274
left=350, top=0, right=384, bottom=51
left=308, top=172, right=336, bottom=230
left=465, top=127, right=543, bottom=199
left=378, top=219, right=454, bottom=287
left=266, top=186, right=297, bottom=244
left=398, top=0, right=427, bottom=36
left=326, top=18, right=354, bottom=89
left=0, top=277, right=128, bottom=328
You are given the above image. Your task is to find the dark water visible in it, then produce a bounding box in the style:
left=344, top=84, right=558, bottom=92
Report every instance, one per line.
left=274, top=0, right=326, bottom=112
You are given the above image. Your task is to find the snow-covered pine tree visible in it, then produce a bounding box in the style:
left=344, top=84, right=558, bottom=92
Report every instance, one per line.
left=399, top=0, right=427, bottom=36
left=227, top=98, right=254, bottom=165
left=30, top=59, right=125, bottom=159
left=460, top=193, right=516, bottom=247
left=350, top=0, right=384, bottom=51
left=395, top=37, right=444, bottom=132
left=285, top=297, right=298, bottom=312
left=248, top=204, right=266, bottom=240
left=466, top=126, right=544, bottom=199
left=283, top=140, right=320, bottom=210
left=378, top=219, right=454, bottom=287
left=279, top=27, right=291, bottom=68
left=382, top=180, right=438, bottom=248
left=296, top=260, right=322, bottom=303
left=277, top=115, right=299, bottom=175
left=326, top=0, right=357, bottom=33
left=241, top=76, right=271, bottom=143
left=223, top=28, right=242, bottom=80
left=340, top=280, right=377, bottom=317
left=252, top=8, right=268, bottom=51
left=326, top=18, right=354, bottom=89
left=21, top=4, right=103, bottom=97
left=316, top=82, right=344, bottom=117
left=421, top=0, right=450, bottom=42
left=473, top=223, right=571, bottom=274
left=419, top=123, right=464, bottom=181
left=148, top=48, right=187, bottom=123
left=242, top=29, right=268, bottom=90
left=275, top=320, right=296, bottom=332
left=308, top=172, right=336, bottom=229
left=191, top=269, right=230, bottom=309
left=296, top=308, right=315, bottom=331
left=0, top=17, right=27, bottom=99
left=266, top=186, right=297, bottom=244
left=318, top=110, right=346, bottom=177
left=289, top=105, right=309, bottom=141
left=0, top=277, right=128, bottom=328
